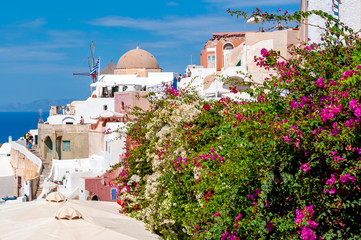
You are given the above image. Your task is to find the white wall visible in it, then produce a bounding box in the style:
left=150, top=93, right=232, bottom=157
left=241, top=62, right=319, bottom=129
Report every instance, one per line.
left=52, top=157, right=107, bottom=182
left=0, top=155, right=16, bottom=198
left=47, top=98, right=115, bottom=125
left=97, top=72, right=176, bottom=90
left=75, top=98, right=115, bottom=124
left=307, top=0, right=361, bottom=43
left=0, top=143, right=11, bottom=156
left=104, top=122, right=127, bottom=168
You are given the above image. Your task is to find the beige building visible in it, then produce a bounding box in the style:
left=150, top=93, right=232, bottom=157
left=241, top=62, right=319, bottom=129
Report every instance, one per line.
left=242, top=29, right=300, bottom=84
left=198, top=28, right=300, bottom=87
left=200, top=32, right=246, bottom=71
left=38, top=124, right=92, bottom=161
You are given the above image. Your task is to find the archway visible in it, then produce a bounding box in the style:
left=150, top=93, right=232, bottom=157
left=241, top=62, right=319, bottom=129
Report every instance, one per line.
left=223, top=43, right=234, bottom=68
left=91, top=195, right=99, bottom=201
left=87, top=194, right=100, bottom=201
left=56, top=136, right=62, bottom=160
left=44, top=136, right=53, bottom=161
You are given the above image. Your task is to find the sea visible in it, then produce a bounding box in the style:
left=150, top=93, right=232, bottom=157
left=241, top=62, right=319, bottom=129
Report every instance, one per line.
left=0, top=112, right=49, bottom=144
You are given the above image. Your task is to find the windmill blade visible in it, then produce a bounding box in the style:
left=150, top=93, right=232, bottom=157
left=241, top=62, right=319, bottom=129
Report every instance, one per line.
left=91, top=41, right=95, bottom=66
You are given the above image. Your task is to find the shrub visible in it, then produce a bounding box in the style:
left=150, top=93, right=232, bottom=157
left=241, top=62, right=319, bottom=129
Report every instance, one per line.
left=112, top=10, right=361, bottom=239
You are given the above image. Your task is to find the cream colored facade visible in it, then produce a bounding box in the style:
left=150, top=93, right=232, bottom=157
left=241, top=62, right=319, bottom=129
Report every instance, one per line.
left=38, top=124, right=93, bottom=161
left=243, top=29, right=300, bottom=84
left=114, top=68, right=162, bottom=77
left=180, top=28, right=300, bottom=99
left=10, top=144, right=41, bottom=198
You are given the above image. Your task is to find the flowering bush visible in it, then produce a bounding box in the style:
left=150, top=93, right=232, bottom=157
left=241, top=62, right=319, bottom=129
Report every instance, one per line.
left=112, top=10, right=361, bottom=239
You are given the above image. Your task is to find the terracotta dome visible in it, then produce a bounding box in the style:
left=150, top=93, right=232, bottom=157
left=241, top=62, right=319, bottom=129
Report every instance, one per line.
left=116, top=47, right=159, bottom=69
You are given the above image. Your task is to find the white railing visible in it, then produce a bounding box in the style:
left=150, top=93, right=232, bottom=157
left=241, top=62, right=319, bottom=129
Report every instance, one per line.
left=46, top=163, right=55, bottom=182
left=11, top=141, right=43, bottom=174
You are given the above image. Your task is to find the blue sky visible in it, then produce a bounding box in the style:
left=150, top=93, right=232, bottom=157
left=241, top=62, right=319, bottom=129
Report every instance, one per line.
left=0, top=0, right=300, bottom=106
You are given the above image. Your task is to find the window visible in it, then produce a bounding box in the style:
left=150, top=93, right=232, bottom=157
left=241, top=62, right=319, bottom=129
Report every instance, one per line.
left=103, top=105, right=108, bottom=110
left=63, top=141, right=71, bottom=152
left=223, top=43, right=234, bottom=50
left=212, top=56, right=215, bottom=61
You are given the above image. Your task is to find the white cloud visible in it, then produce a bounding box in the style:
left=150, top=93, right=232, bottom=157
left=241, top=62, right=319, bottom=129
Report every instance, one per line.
left=166, top=2, right=179, bottom=6
left=87, top=14, right=248, bottom=42
left=0, top=28, right=86, bottom=63
left=202, top=0, right=300, bottom=8
left=46, top=30, right=85, bottom=48
left=0, top=46, right=66, bottom=62
left=15, top=18, right=47, bottom=28
left=137, top=40, right=180, bottom=49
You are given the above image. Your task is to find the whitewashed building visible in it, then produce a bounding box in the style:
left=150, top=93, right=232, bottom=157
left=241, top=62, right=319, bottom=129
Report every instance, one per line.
left=300, top=0, right=361, bottom=43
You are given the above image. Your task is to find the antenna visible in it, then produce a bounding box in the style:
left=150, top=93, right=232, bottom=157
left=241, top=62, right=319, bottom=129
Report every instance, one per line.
left=247, top=13, right=290, bottom=32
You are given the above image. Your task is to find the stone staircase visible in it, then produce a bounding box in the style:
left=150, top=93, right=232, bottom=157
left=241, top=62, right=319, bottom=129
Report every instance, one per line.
left=31, top=147, right=52, bottom=198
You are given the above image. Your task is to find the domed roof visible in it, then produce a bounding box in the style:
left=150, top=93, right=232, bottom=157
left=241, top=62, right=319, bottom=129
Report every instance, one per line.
left=116, top=47, right=159, bottom=69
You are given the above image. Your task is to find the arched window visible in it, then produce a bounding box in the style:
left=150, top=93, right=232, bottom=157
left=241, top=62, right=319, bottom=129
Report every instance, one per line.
left=223, top=43, right=234, bottom=50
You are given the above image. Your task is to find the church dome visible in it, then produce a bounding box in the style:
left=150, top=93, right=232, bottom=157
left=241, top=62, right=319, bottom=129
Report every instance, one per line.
left=116, top=47, right=159, bottom=69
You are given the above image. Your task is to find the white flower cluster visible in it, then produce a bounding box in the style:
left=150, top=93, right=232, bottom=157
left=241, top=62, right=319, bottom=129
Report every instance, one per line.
left=127, top=174, right=141, bottom=186
left=121, top=99, right=203, bottom=233
left=144, top=171, right=162, bottom=198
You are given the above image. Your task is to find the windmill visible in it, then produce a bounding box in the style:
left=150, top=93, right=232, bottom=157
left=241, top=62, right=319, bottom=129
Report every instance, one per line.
left=73, top=42, right=100, bottom=94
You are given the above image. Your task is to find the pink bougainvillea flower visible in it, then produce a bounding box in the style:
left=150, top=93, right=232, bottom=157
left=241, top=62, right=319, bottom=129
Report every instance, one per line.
left=290, top=100, right=298, bottom=108
left=328, top=187, right=336, bottom=194
left=315, top=77, right=325, bottom=88
left=235, top=213, right=242, bottom=221
left=213, top=212, right=220, bottom=217
left=260, top=48, right=270, bottom=57
left=300, top=227, right=317, bottom=240
left=300, top=163, right=311, bottom=172
left=266, top=222, right=274, bottom=233
left=326, top=174, right=336, bottom=185
left=283, top=136, right=291, bottom=143
left=340, top=173, right=356, bottom=183
left=333, top=155, right=345, bottom=163
left=354, top=108, right=361, bottom=118
left=349, top=99, right=359, bottom=111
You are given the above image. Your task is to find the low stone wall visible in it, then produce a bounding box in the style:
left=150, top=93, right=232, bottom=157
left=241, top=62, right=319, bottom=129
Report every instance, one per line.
left=10, top=142, right=42, bottom=198
left=10, top=149, right=40, bottom=180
